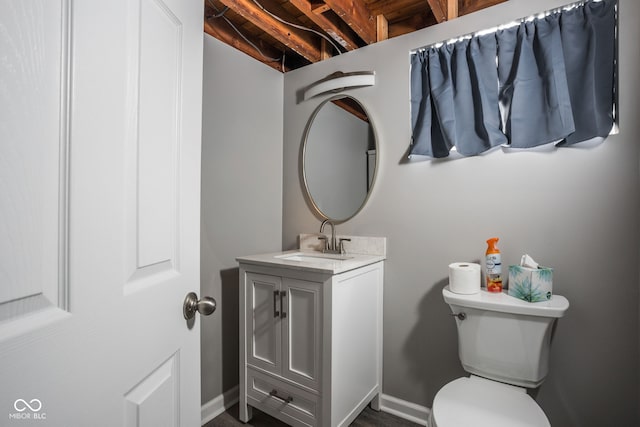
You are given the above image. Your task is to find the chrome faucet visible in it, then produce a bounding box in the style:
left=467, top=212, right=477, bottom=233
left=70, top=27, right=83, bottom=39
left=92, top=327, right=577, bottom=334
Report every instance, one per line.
left=318, top=219, right=351, bottom=254
left=319, top=219, right=337, bottom=253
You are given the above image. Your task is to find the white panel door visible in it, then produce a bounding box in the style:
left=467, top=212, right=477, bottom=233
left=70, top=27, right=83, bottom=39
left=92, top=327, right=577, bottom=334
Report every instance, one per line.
left=0, top=0, right=204, bottom=426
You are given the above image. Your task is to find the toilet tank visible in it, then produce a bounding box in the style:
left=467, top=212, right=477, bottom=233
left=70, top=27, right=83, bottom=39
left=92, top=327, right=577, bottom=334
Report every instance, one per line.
left=443, top=286, right=569, bottom=388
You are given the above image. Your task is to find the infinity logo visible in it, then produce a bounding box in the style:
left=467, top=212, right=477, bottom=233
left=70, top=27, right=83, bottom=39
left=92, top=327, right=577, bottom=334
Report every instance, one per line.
left=13, top=399, right=42, bottom=412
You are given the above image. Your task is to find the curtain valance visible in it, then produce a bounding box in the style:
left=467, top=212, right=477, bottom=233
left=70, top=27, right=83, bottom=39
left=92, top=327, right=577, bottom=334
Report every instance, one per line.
left=410, top=0, right=616, bottom=158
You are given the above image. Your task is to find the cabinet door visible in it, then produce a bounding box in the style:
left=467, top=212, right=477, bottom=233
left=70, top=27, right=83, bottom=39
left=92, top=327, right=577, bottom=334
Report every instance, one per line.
left=282, top=278, right=322, bottom=390
left=246, top=273, right=282, bottom=374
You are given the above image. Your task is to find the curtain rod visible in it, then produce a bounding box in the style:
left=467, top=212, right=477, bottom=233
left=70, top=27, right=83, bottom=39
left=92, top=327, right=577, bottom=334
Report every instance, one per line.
left=410, top=0, right=601, bottom=54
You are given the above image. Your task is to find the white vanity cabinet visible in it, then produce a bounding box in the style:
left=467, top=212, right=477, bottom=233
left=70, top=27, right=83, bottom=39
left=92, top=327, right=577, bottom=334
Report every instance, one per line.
left=237, top=247, right=385, bottom=427
left=245, top=272, right=322, bottom=391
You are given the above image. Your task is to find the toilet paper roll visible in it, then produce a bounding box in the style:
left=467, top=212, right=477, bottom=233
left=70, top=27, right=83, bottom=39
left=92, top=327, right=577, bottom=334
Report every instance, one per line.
left=449, top=262, right=481, bottom=294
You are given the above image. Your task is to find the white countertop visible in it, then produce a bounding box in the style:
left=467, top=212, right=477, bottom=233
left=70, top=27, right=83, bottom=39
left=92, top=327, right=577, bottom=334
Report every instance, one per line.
left=236, top=249, right=386, bottom=274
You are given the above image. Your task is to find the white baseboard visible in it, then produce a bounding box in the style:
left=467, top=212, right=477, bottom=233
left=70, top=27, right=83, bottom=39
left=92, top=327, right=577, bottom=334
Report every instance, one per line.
left=380, top=393, right=430, bottom=427
left=201, top=385, right=239, bottom=426
left=200, top=386, right=430, bottom=427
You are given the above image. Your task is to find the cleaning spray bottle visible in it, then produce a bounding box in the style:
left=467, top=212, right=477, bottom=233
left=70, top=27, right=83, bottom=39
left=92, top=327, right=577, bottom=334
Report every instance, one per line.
left=485, top=238, right=503, bottom=292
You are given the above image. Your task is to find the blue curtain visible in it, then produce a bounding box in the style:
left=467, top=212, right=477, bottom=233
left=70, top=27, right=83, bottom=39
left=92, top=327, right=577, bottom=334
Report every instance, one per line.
left=410, top=35, right=506, bottom=158
left=558, top=0, right=616, bottom=145
left=497, top=15, right=576, bottom=148
left=410, top=0, right=616, bottom=158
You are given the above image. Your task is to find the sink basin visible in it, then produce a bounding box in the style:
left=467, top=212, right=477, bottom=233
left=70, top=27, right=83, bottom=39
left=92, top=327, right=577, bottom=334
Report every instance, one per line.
left=275, top=252, right=354, bottom=263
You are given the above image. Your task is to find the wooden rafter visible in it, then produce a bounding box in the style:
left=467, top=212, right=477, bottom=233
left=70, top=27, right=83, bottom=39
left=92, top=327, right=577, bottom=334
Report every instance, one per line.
left=389, top=13, right=437, bottom=38
left=460, top=0, right=505, bottom=15
left=204, top=15, right=287, bottom=72
left=366, top=0, right=427, bottom=21
left=447, top=0, right=459, bottom=20
left=426, top=0, right=458, bottom=23
left=426, top=0, right=445, bottom=23
left=376, top=14, right=388, bottom=42
left=289, top=0, right=361, bottom=52
left=203, top=0, right=509, bottom=72
left=218, top=0, right=322, bottom=62
left=323, top=0, right=377, bottom=44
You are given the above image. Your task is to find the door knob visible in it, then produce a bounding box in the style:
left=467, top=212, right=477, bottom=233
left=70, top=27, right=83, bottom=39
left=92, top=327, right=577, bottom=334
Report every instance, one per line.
left=183, top=292, right=216, bottom=320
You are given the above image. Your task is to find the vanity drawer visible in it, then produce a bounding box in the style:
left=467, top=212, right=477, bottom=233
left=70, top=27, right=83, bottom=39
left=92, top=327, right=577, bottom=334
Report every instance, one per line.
left=247, top=368, right=319, bottom=427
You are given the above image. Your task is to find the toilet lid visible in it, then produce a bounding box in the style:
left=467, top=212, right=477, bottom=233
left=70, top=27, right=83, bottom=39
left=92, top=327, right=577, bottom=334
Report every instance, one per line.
left=432, top=377, right=550, bottom=427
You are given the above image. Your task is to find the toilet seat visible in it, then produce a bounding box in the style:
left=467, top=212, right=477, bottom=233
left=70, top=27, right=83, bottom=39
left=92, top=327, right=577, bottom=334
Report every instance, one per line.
left=430, top=376, right=550, bottom=427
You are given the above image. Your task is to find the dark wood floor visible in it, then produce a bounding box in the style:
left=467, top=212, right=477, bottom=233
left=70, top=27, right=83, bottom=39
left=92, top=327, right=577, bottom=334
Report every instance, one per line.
left=204, top=403, right=422, bottom=427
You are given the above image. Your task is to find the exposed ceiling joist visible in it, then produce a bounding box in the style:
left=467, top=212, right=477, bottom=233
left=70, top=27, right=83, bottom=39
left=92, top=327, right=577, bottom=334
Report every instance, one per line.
left=217, top=0, right=323, bottom=62
left=204, top=14, right=287, bottom=72
left=323, top=0, right=377, bottom=44
left=427, top=0, right=457, bottom=23
left=376, top=14, right=388, bottom=41
left=289, top=0, right=361, bottom=51
left=204, top=0, right=508, bottom=72
left=447, top=0, right=459, bottom=19
left=460, top=0, right=506, bottom=15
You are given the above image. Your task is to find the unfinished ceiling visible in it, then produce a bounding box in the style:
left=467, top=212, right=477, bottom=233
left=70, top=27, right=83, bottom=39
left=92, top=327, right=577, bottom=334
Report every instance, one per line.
left=204, top=0, right=507, bottom=72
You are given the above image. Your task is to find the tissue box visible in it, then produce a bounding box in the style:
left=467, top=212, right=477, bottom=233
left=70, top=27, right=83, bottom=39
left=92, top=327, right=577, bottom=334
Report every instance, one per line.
left=508, top=265, right=553, bottom=302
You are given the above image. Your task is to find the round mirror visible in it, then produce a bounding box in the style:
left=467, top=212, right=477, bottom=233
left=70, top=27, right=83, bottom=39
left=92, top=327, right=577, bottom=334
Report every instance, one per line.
left=302, top=95, right=378, bottom=222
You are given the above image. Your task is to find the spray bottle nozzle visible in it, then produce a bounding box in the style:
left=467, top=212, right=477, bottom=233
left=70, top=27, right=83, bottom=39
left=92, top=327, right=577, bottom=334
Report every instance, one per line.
left=486, top=237, right=499, bottom=253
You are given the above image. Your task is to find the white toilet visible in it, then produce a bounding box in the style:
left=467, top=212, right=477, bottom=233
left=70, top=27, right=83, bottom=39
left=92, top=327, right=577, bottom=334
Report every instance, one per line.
left=429, top=286, right=569, bottom=427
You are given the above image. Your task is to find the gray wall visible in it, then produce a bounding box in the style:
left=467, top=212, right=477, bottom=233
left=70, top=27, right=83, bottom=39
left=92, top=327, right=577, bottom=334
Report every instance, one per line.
left=282, top=0, right=640, bottom=426
left=201, top=34, right=283, bottom=404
